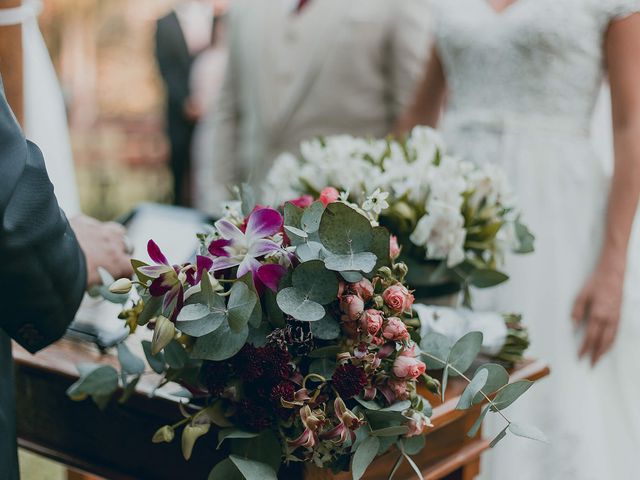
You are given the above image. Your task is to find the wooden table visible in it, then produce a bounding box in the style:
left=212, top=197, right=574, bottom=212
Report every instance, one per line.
left=13, top=338, right=549, bottom=480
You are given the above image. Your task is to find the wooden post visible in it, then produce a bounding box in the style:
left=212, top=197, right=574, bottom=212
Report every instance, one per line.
left=0, top=0, right=23, bottom=126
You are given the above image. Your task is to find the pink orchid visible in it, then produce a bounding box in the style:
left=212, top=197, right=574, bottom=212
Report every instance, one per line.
left=209, top=208, right=283, bottom=279
left=321, top=398, right=364, bottom=445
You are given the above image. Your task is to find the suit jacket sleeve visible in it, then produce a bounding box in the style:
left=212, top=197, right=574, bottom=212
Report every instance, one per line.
left=0, top=87, right=86, bottom=353
left=155, top=18, right=190, bottom=111
left=387, top=0, right=434, bottom=122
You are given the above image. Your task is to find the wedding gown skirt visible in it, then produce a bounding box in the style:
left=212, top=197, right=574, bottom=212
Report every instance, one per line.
left=441, top=113, right=640, bottom=480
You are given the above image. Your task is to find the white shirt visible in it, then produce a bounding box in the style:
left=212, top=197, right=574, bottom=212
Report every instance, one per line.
left=175, top=1, right=214, bottom=55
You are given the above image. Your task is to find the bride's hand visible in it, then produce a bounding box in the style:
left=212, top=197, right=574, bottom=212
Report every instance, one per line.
left=572, top=263, right=625, bottom=366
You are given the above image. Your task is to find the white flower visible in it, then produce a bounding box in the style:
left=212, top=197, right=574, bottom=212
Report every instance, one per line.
left=410, top=202, right=467, bottom=267
left=362, top=189, right=390, bottom=215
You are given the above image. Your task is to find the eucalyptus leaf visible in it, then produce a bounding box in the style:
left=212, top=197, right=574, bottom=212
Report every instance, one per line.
left=292, top=260, right=340, bottom=304
left=467, top=405, right=491, bottom=438
left=117, top=342, right=145, bottom=376
left=377, top=435, right=398, bottom=455
left=489, top=425, right=509, bottom=448
left=324, top=252, right=377, bottom=273
left=164, top=340, right=189, bottom=370
left=381, top=400, right=412, bottom=412
left=176, top=303, right=226, bottom=338
left=469, top=269, right=509, bottom=289
left=354, top=396, right=382, bottom=411
left=284, top=225, right=308, bottom=240
left=229, top=455, right=278, bottom=480
left=370, top=226, right=391, bottom=271
left=276, top=287, right=325, bottom=322
left=308, top=358, right=336, bottom=379
left=240, top=183, right=256, bottom=217
left=340, top=271, right=364, bottom=283
left=318, top=202, right=373, bottom=255
left=142, top=340, right=166, bottom=374
left=370, top=426, right=410, bottom=437
left=491, top=381, right=534, bottom=411
left=301, top=201, right=325, bottom=233
left=310, top=314, right=341, bottom=340
left=352, top=436, right=380, bottom=480
left=284, top=202, right=304, bottom=230
left=514, top=220, right=535, bottom=254
left=296, top=241, right=325, bottom=262
left=208, top=459, right=243, bottom=480
left=308, top=345, right=342, bottom=359
left=138, top=295, right=162, bottom=326
left=118, top=375, right=140, bottom=404
left=401, top=435, right=426, bottom=456
left=67, top=364, right=119, bottom=398
left=247, top=323, right=270, bottom=347
left=228, top=281, right=258, bottom=333
left=230, top=430, right=282, bottom=471
left=447, top=331, right=483, bottom=376
left=217, top=429, right=260, bottom=449
left=192, top=321, right=249, bottom=361
left=457, top=368, right=489, bottom=410
left=508, top=422, right=548, bottom=443
left=420, top=332, right=452, bottom=370
left=473, top=363, right=509, bottom=404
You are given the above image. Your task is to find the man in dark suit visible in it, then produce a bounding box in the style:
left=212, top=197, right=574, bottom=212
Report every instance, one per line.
left=0, top=85, right=131, bottom=478
left=155, top=0, right=216, bottom=206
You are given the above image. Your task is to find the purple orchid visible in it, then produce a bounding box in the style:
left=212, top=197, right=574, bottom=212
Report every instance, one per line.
left=138, top=240, right=212, bottom=321
left=208, top=208, right=283, bottom=278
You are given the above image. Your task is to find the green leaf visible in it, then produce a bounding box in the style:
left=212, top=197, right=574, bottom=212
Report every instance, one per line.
left=296, top=241, right=325, bottom=262
left=138, top=295, right=162, bottom=326
left=284, top=225, right=308, bottom=240
left=489, top=426, right=509, bottom=448
left=228, top=282, right=258, bottom=333
left=284, top=202, right=304, bottom=230
left=441, top=365, right=449, bottom=403
left=310, top=314, right=341, bottom=340
left=447, top=331, right=483, bottom=376
left=324, top=252, right=377, bottom=273
left=352, top=436, right=380, bottom=480
left=354, top=396, right=382, bottom=411
left=467, top=405, right=490, bottom=438
left=381, top=400, right=412, bottom=412
left=96, top=267, right=129, bottom=304
left=308, top=345, right=342, bottom=359
left=247, top=323, right=270, bottom=347
left=176, top=303, right=226, bottom=337
left=276, top=287, right=325, bottom=322
left=192, top=321, right=249, bottom=361
left=230, top=430, right=282, bottom=472
left=117, top=342, right=145, bottom=375
left=318, top=202, right=373, bottom=255
left=301, top=201, right=325, bottom=233
left=420, top=332, right=452, bottom=370
left=292, top=260, right=340, bottom=304
left=217, top=429, right=260, bottom=449
left=370, top=226, right=391, bottom=271
left=514, top=220, right=535, bottom=254
left=118, top=375, right=140, bottom=404
left=208, top=459, right=243, bottom=480
left=229, top=455, right=278, bottom=480
left=340, top=271, right=364, bottom=283
left=508, top=422, right=548, bottom=443
left=67, top=364, right=119, bottom=398
left=472, top=363, right=509, bottom=404
left=370, top=426, right=410, bottom=437
left=491, top=381, right=534, bottom=411
left=468, top=269, right=509, bottom=289
left=240, top=183, right=256, bottom=217
left=264, top=289, right=285, bottom=328
left=132, top=259, right=153, bottom=284
left=377, top=435, right=398, bottom=455
left=308, top=358, right=336, bottom=379
left=401, top=435, right=426, bottom=455
left=456, top=368, right=489, bottom=410
left=200, top=271, right=217, bottom=302
left=142, top=340, right=166, bottom=374
left=164, top=340, right=189, bottom=370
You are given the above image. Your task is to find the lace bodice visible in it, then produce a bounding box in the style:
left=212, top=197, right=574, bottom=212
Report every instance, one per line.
left=434, top=0, right=640, bottom=132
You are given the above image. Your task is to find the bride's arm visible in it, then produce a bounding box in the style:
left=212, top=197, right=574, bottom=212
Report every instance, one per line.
left=572, top=14, right=640, bottom=366
left=393, top=46, right=447, bottom=136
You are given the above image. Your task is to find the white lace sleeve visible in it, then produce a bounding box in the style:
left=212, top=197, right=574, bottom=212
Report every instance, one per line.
left=605, top=0, right=640, bottom=21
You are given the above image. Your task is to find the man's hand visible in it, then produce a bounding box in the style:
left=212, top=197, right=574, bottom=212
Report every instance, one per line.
left=70, top=215, right=133, bottom=288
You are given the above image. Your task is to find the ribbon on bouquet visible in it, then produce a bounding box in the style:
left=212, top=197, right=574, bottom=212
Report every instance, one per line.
left=414, top=304, right=530, bottom=366
left=0, top=0, right=41, bottom=26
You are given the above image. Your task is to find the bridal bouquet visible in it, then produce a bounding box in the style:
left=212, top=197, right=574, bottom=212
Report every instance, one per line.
left=265, top=127, right=534, bottom=305
left=67, top=192, right=544, bottom=479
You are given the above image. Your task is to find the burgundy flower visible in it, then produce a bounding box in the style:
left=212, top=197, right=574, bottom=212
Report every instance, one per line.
left=270, top=381, right=296, bottom=406
left=201, top=360, right=231, bottom=396
left=233, top=344, right=265, bottom=382
left=332, top=364, right=367, bottom=399
left=236, top=399, right=273, bottom=431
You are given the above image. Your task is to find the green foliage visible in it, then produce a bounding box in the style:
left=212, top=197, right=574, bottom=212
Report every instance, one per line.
left=514, top=220, right=535, bottom=254
left=116, top=342, right=145, bottom=376
left=468, top=269, right=510, bottom=289
left=310, top=314, right=341, bottom=340
left=352, top=437, right=380, bottom=480
left=401, top=435, right=426, bottom=456
left=472, top=363, right=509, bottom=405
left=67, top=363, right=119, bottom=408
left=164, top=340, right=189, bottom=369
left=142, top=340, right=166, bottom=374
left=491, top=381, right=534, bottom=411
left=227, top=282, right=259, bottom=333
left=217, top=429, right=260, bottom=449
left=447, top=331, right=484, bottom=376
left=176, top=302, right=226, bottom=337
left=308, top=358, right=336, bottom=379
left=208, top=459, right=244, bottom=480
left=230, top=430, right=282, bottom=471
left=508, top=422, right=548, bottom=443
left=229, top=455, right=278, bottom=480
left=191, top=320, right=249, bottom=361
left=456, top=368, right=489, bottom=410
left=420, top=332, right=452, bottom=370
left=240, top=183, right=256, bottom=217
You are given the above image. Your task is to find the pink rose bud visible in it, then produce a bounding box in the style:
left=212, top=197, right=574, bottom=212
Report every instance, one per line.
left=382, top=317, right=410, bottom=341
left=340, top=294, right=365, bottom=321
left=389, top=235, right=401, bottom=260
left=393, top=355, right=426, bottom=380
left=382, top=284, right=415, bottom=313
left=319, top=187, right=340, bottom=206
left=405, top=411, right=432, bottom=437
left=352, top=278, right=374, bottom=301
left=290, top=195, right=314, bottom=209
left=360, top=309, right=384, bottom=336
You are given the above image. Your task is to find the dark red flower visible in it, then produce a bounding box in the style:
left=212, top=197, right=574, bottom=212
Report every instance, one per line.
left=233, top=344, right=265, bottom=382
left=201, top=360, right=231, bottom=396
left=270, top=381, right=296, bottom=405
left=236, top=399, right=273, bottom=431
left=332, top=364, right=367, bottom=399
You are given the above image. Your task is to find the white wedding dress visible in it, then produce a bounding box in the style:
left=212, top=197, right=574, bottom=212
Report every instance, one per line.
left=432, top=1, right=640, bottom=479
